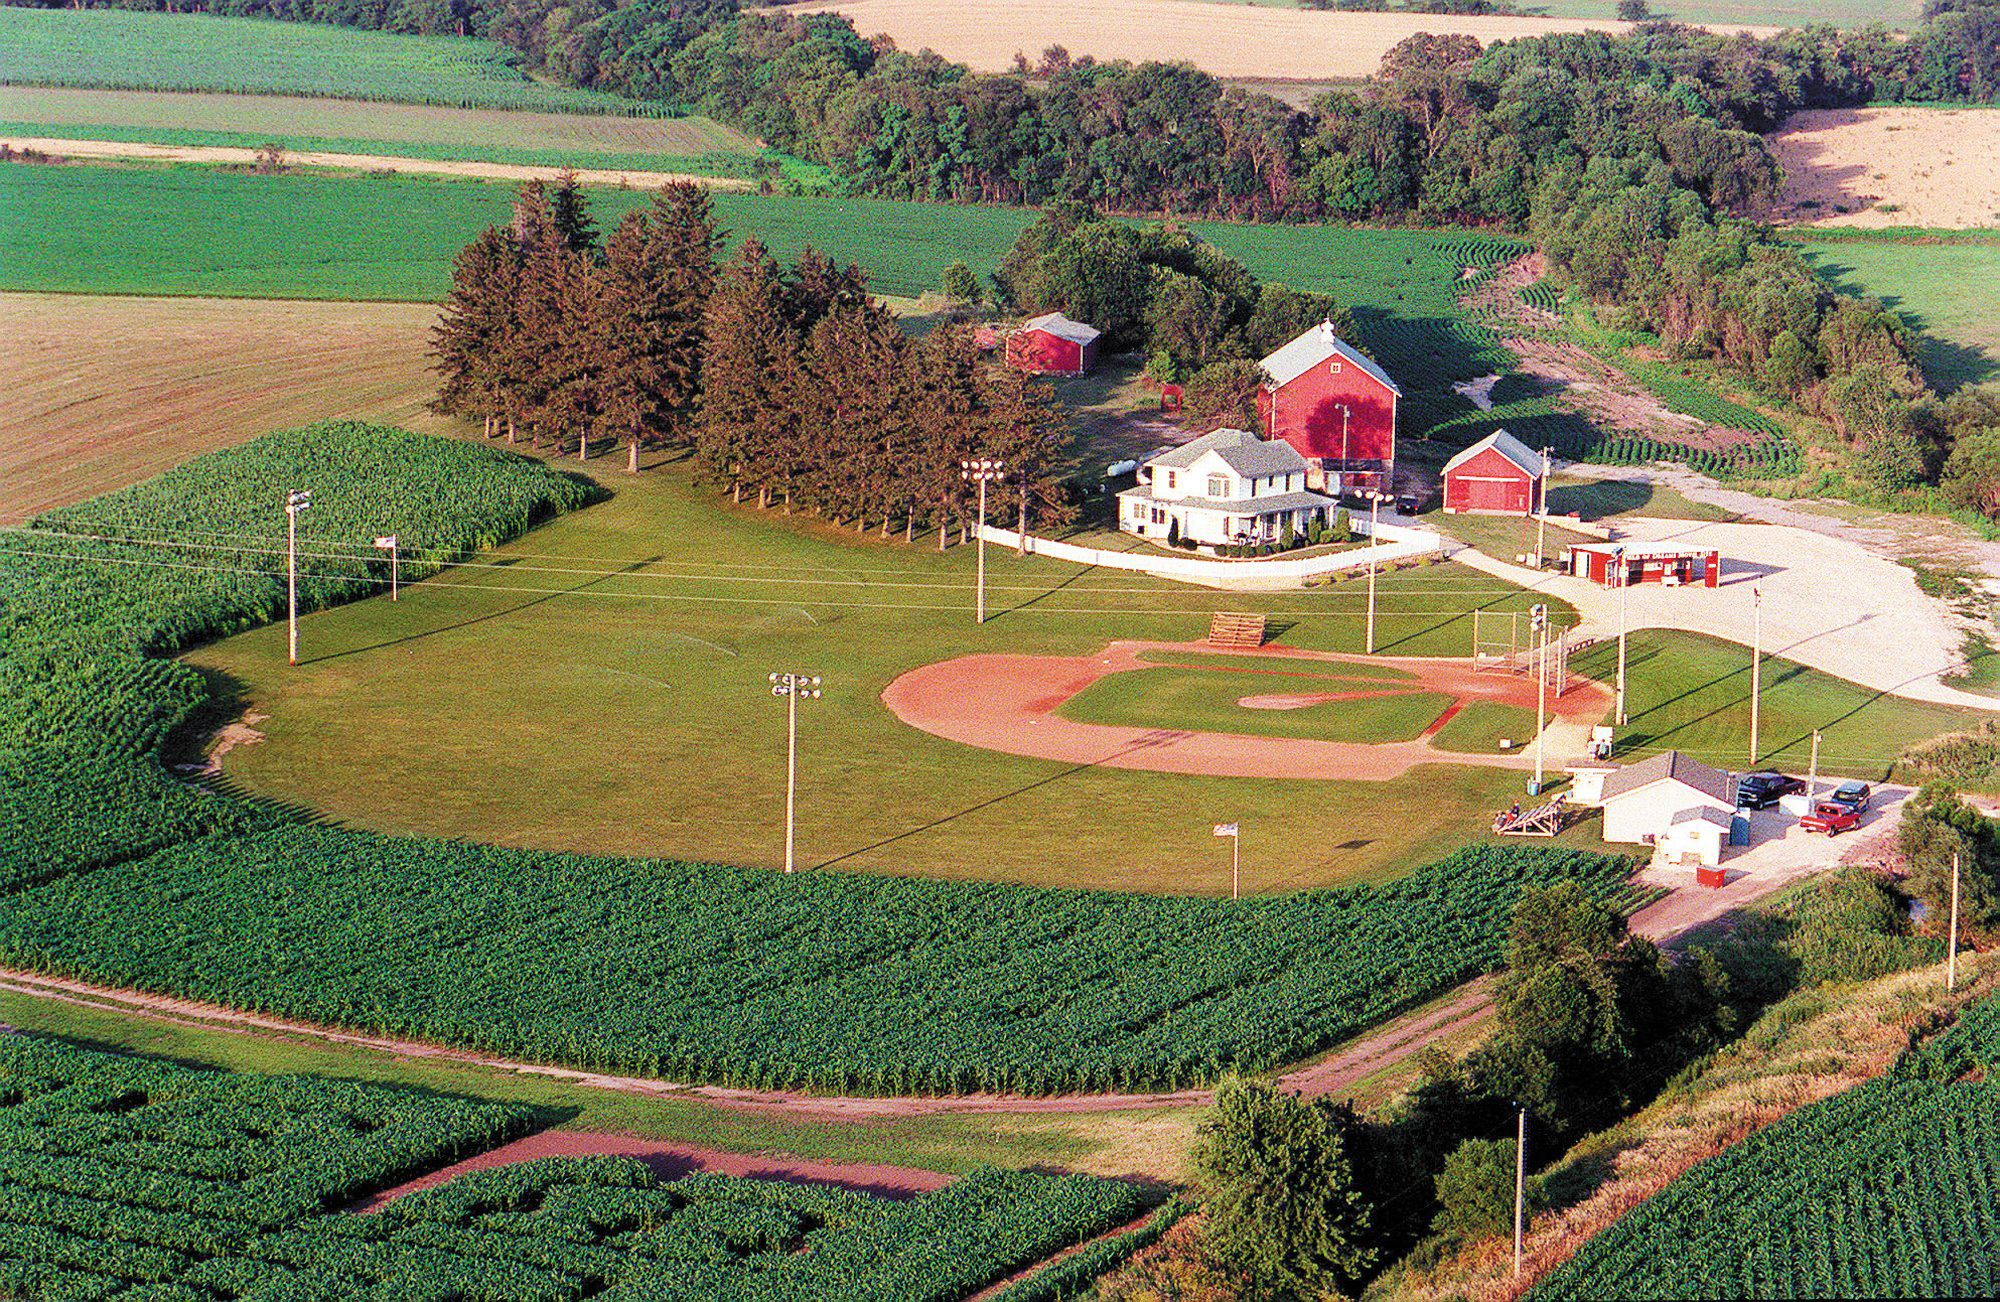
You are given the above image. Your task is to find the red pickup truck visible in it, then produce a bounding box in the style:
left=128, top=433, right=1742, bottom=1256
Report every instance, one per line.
left=1799, top=802, right=1862, bottom=835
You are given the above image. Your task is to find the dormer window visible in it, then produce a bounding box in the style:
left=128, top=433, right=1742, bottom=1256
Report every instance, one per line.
left=1207, top=473, right=1230, bottom=498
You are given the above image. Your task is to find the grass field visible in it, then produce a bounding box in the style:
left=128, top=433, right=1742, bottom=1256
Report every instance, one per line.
left=1798, top=234, right=2000, bottom=393
left=1058, top=665, right=1451, bottom=743
left=173, top=451, right=1574, bottom=895
left=0, top=86, right=755, bottom=154
left=1575, top=629, right=1983, bottom=776
left=0, top=7, right=663, bottom=115
left=1430, top=700, right=1541, bottom=754
left=0, top=292, right=444, bottom=520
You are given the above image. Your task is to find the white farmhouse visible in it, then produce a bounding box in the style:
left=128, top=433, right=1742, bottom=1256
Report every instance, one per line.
left=1117, top=429, right=1339, bottom=548
left=1598, top=751, right=1737, bottom=846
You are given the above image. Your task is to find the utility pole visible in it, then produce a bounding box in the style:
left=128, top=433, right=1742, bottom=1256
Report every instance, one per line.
left=1531, top=603, right=1548, bottom=795
left=1949, top=852, right=1962, bottom=993
left=769, top=671, right=822, bottom=874
left=374, top=534, right=399, bottom=602
left=1513, top=1105, right=1528, bottom=1279
left=285, top=489, right=311, bottom=666
left=961, top=458, right=1004, bottom=625
left=1808, top=729, right=1821, bottom=802
left=1750, top=586, right=1763, bottom=765
left=1615, top=545, right=1629, bottom=726
left=1534, top=446, right=1553, bottom=567
left=1366, top=490, right=1388, bottom=654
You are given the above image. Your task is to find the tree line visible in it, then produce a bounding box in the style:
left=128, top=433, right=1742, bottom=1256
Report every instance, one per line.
left=431, top=176, right=1071, bottom=538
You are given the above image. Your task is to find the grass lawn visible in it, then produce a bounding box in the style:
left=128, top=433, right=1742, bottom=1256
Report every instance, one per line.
left=180, top=449, right=1571, bottom=896
left=1430, top=700, right=1543, bottom=755
left=1057, top=666, right=1452, bottom=743
left=1798, top=235, right=2000, bottom=394
left=0, top=7, right=663, bottom=115
left=0, top=988, right=1198, bottom=1183
left=0, top=86, right=756, bottom=155
left=1432, top=510, right=1599, bottom=564
left=1542, top=474, right=1740, bottom=523
left=1574, top=629, right=1985, bottom=777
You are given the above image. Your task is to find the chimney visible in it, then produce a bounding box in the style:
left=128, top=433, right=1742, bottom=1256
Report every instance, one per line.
left=1318, top=319, right=1337, bottom=346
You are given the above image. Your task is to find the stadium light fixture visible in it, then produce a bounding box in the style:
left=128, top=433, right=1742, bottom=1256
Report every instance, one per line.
left=769, top=671, right=823, bottom=874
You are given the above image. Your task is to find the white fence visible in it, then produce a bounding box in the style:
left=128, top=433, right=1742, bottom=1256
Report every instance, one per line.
left=976, top=519, right=1445, bottom=589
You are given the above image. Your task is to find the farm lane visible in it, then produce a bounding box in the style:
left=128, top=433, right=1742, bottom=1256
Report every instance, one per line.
left=880, top=638, right=1611, bottom=780
left=0, top=136, right=753, bottom=191
left=1445, top=520, right=2000, bottom=710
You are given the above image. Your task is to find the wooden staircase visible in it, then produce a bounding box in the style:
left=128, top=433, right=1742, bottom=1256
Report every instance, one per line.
left=1206, top=612, right=1268, bottom=650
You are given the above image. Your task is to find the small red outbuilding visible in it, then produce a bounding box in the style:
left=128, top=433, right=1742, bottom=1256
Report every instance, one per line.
left=1442, top=429, right=1546, bottom=515
left=1005, top=312, right=1102, bottom=375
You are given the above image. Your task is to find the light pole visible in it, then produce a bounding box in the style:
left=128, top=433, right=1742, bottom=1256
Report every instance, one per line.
left=374, top=534, right=399, bottom=602
left=1214, top=822, right=1241, bottom=900
left=1365, top=489, right=1390, bottom=654
left=285, top=489, right=311, bottom=666
left=1513, top=1105, right=1528, bottom=1278
left=1614, top=545, right=1628, bottom=726
left=1534, top=446, right=1553, bottom=567
left=1531, top=602, right=1548, bottom=795
left=1337, top=403, right=1351, bottom=472
left=1949, top=851, right=1962, bottom=992
left=769, top=671, right=822, bottom=874
left=960, top=458, right=1005, bottom=625
left=1750, top=586, right=1763, bottom=765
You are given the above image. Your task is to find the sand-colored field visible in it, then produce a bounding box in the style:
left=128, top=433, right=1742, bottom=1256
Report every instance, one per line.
left=0, top=293, right=444, bottom=519
left=1, top=136, right=751, bottom=190
left=0, top=87, right=758, bottom=154
left=793, top=0, right=1774, bottom=80
left=1770, top=107, right=2000, bottom=229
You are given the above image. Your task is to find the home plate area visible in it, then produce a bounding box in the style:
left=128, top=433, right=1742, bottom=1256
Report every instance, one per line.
left=881, top=639, right=1608, bottom=781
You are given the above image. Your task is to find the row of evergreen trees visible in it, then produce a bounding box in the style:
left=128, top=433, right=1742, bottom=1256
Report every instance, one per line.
left=431, top=177, right=1070, bottom=538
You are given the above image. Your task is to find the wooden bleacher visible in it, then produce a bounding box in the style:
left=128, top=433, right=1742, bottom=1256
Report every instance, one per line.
left=1207, top=612, right=1268, bottom=649
left=1492, top=794, right=1567, bottom=837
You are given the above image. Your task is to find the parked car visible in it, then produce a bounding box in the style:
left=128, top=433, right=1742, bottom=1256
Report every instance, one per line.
left=1800, top=802, right=1863, bottom=835
left=1736, top=771, right=1805, bottom=809
left=1826, top=780, right=1872, bottom=814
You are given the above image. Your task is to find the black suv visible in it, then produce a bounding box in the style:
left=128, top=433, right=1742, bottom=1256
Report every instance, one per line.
left=1827, top=781, right=1872, bottom=813
left=1736, top=771, right=1804, bottom=809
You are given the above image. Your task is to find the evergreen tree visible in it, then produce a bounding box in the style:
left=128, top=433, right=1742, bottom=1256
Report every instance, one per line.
left=549, top=168, right=601, bottom=254
left=977, top=364, right=1074, bottom=542
left=430, top=226, right=521, bottom=439
left=698, top=238, right=793, bottom=505
left=594, top=182, right=721, bottom=472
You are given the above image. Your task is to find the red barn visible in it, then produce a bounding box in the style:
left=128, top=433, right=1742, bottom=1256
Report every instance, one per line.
left=1442, top=430, right=1546, bottom=515
left=1257, top=323, right=1400, bottom=493
left=1005, top=312, right=1101, bottom=375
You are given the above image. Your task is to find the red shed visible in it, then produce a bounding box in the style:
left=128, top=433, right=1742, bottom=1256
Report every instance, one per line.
left=1257, top=322, right=1400, bottom=492
left=1442, top=430, right=1545, bottom=515
left=1006, top=312, right=1101, bottom=375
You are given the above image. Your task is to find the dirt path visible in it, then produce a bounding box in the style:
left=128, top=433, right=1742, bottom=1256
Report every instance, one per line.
left=347, top=1129, right=952, bottom=1210
left=1, top=136, right=751, bottom=191
left=880, top=638, right=1610, bottom=780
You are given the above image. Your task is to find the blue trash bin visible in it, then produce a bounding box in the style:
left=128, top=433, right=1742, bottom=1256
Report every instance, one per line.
left=1730, top=813, right=1750, bottom=846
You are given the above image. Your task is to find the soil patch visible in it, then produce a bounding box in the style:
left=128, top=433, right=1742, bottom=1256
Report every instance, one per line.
left=1769, top=107, right=2000, bottom=230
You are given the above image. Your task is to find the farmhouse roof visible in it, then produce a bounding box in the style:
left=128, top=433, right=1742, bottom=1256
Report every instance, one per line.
left=1443, top=429, right=1546, bottom=478
left=1119, top=484, right=1336, bottom=515
left=1020, top=312, right=1102, bottom=345
left=1258, top=323, right=1403, bottom=396
left=1147, top=428, right=1308, bottom=479
left=1669, top=806, right=1734, bottom=830
left=1600, top=751, right=1734, bottom=806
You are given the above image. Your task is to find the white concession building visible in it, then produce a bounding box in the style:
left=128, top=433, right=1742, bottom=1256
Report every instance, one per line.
left=1117, top=429, right=1339, bottom=548
left=1597, top=751, right=1738, bottom=862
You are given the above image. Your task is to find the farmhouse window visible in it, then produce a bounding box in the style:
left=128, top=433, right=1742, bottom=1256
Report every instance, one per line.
left=1207, top=474, right=1230, bottom=498
left=1328, top=359, right=1342, bottom=374
left=1151, top=506, right=1167, bottom=525
left=1166, top=470, right=1178, bottom=489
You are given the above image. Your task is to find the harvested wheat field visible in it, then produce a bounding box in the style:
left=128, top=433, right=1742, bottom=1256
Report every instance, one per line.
left=1770, top=106, right=2000, bottom=229
left=793, top=0, right=1773, bottom=80
left=0, top=293, right=445, bottom=519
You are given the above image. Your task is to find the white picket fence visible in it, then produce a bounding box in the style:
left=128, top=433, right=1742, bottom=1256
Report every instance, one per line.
left=975, top=519, right=1445, bottom=588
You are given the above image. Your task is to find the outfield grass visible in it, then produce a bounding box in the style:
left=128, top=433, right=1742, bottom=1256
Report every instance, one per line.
left=177, top=451, right=1578, bottom=895
left=1057, top=666, right=1452, bottom=743
left=0, top=8, right=663, bottom=115
left=1798, top=234, right=2000, bottom=394
left=1574, top=629, right=1984, bottom=776
left=1433, top=511, right=1600, bottom=565
left=1542, top=475, right=1739, bottom=523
